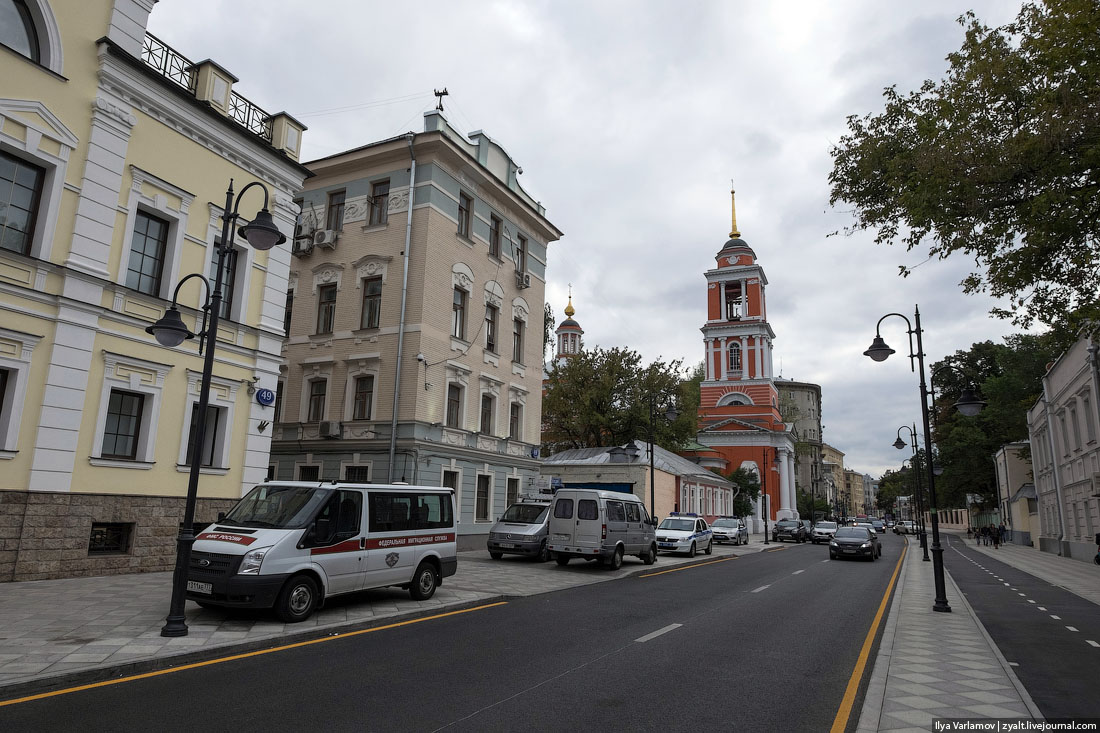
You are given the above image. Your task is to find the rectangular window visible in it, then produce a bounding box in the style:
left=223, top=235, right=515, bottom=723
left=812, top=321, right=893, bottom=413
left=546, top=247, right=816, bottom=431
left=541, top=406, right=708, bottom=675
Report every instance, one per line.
left=283, top=290, right=294, bottom=336
left=317, top=283, right=337, bottom=334
left=452, top=287, right=467, bottom=340
left=509, top=402, right=521, bottom=441
left=345, top=465, right=371, bottom=482
left=126, top=211, right=169, bottom=296
left=361, top=277, right=382, bottom=329
left=185, top=403, right=221, bottom=467
left=307, top=380, right=327, bottom=422
left=88, top=522, right=133, bottom=555
left=1070, top=406, right=1082, bottom=450
left=209, top=243, right=238, bottom=320
left=274, top=381, right=284, bottom=423
left=554, top=499, right=573, bottom=519
left=489, top=214, right=502, bottom=258
left=368, top=180, right=389, bottom=226
left=515, top=234, right=527, bottom=273
left=298, top=464, right=319, bottom=481
left=457, top=192, right=472, bottom=238
left=102, top=389, right=144, bottom=460
left=266, top=465, right=276, bottom=481
left=578, top=499, right=598, bottom=520
left=369, top=491, right=453, bottom=532
left=1083, top=394, right=1097, bottom=443
left=480, top=394, right=494, bottom=434
left=326, top=189, right=345, bottom=231
left=0, top=150, right=44, bottom=255
left=512, top=318, right=524, bottom=363
left=485, top=303, right=498, bottom=353
left=475, top=475, right=491, bottom=521
left=507, top=477, right=520, bottom=506
left=352, top=375, right=374, bottom=420
left=446, top=384, right=462, bottom=428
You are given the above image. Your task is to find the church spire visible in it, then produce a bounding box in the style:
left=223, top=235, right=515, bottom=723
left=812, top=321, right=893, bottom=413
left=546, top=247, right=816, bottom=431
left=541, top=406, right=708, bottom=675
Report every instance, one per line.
left=729, top=181, right=741, bottom=239
left=564, top=284, right=575, bottom=318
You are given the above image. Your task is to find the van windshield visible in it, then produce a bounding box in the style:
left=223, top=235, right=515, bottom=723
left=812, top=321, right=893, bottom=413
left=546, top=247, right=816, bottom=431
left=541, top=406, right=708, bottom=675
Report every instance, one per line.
left=221, top=485, right=332, bottom=529
left=500, top=503, right=549, bottom=524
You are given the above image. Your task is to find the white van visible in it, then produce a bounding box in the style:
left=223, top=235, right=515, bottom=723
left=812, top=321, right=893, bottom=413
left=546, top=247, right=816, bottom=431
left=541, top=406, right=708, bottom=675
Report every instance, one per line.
left=547, top=488, right=658, bottom=569
left=185, top=482, right=457, bottom=622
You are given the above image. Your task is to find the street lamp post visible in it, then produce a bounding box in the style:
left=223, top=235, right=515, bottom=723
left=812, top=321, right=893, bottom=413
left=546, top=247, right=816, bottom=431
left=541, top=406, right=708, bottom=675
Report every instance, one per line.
left=895, top=424, right=929, bottom=561
left=647, top=393, right=679, bottom=520
left=865, top=305, right=985, bottom=614
left=150, top=180, right=285, bottom=637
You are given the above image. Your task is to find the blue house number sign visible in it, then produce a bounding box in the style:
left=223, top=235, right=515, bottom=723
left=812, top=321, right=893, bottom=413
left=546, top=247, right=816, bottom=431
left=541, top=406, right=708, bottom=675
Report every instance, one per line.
left=256, top=388, right=276, bottom=407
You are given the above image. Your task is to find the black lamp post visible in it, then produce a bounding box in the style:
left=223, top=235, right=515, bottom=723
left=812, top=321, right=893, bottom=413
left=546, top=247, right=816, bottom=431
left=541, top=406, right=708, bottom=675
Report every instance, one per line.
left=647, top=393, right=679, bottom=520
left=151, top=180, right=285, bottom=637
left=895, top=425, right=929, bottom=561
left=865, top=305, right=985, bottom=613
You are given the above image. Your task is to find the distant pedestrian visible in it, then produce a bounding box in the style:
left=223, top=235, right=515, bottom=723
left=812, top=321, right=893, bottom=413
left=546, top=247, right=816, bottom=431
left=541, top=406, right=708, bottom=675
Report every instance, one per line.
left=998, top=522, right=1007, bottom=544
left=967, top=526, right=973, bottom=541
left=990, top=524, right=1000, bottom=549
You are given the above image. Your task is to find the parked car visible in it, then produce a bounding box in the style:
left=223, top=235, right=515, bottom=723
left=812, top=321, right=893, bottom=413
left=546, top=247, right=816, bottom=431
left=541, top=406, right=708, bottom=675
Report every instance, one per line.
left=810, top=520, right=838, bottom=544
left=829, top=526, right=882, bottom=561
left=711, top=517, right=748, bottom=545
left=772, top=519, right=809, bottom=543
left=548, top=489, right=658, bottom=569
left=656, top=513, right=714, bottom=556
left=487, top=498, right=551, bottom=561
left=894, top=520, right=916, bottom=535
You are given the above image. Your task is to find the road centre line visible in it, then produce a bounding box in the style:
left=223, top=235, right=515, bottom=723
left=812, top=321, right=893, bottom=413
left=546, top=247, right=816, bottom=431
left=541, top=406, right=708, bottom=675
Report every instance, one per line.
left=635, top=624, right=683, bottom=643
left=1088, top=640, right=1099, bottom=648
left=1051, top=615, right=1061, bottom=620
left=0, top=601, right=509, bottom=708
left=1067, top=626, right=1079, bottom=632
left=829, top=542, right=906, bottom=733
left=751, top=585, right=771, bottom=593
left=1038, top=607, right=1047, bottom=611
left=792, top=570, right=805, bottom=575
left=638, top=556, right=729, bottom=578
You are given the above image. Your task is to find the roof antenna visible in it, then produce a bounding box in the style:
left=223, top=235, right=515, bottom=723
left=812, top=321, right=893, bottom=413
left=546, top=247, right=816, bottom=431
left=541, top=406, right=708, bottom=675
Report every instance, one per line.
left=434, top=88, right=449, bottom=111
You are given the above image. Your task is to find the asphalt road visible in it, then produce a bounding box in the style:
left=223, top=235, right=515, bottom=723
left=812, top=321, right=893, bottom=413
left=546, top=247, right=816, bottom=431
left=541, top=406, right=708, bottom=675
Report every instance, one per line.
left=0, top=533, right=906, bottom=732
left=942, top=533, right=1100, bottom=718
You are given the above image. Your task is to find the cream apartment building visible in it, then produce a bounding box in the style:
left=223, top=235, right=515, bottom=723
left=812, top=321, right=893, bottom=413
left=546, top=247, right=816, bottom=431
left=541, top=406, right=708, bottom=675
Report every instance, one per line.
left=270, top=111, right=561, bottom=549
left=0, top=0, right=307, bottom=581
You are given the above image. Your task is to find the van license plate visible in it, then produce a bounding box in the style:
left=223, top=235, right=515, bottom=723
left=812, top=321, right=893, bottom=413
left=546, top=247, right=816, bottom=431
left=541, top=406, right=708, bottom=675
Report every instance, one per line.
left=498, top=543, right=515, bottom=549
left=553, top=534, right=568, bottom=541
left=187, top=581, right=212, bottom=594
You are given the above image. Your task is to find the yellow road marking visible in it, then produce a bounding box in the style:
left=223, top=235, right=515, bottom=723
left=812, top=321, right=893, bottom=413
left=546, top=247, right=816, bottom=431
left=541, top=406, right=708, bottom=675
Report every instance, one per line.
left=638, top=557, right=731, bottom=577
left=829, top=544, right=906, bottom=733
left=764, top=546, right=787, bottom=552
left=0, top=601, right=508, bottom=708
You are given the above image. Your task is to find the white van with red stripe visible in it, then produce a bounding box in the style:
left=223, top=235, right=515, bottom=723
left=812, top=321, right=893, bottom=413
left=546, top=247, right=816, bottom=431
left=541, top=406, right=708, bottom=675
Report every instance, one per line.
left=186, top=482, right=457, bottom=622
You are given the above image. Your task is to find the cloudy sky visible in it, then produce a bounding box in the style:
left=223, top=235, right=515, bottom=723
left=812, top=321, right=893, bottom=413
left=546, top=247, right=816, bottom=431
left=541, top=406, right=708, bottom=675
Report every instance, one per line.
left=149, top=0, right=1030, bottom=478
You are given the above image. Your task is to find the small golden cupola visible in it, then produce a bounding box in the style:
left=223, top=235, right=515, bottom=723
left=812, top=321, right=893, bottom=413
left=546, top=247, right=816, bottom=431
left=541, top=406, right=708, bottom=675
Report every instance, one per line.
left=555, top=289, right=584, bottom=362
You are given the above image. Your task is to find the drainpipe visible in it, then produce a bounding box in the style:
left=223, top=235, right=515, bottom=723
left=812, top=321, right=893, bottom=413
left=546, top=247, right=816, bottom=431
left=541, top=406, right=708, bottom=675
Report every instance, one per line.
left=387, top=133, right=417, bottom=481
left=1040, top=372, right=1066, bottom=554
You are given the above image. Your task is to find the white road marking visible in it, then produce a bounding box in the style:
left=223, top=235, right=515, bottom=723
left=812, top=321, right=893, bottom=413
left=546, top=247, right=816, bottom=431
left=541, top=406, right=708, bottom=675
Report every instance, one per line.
left=751, top=585, right=771, bottom=593
left=1003, top=583, right=1010, bottom=586
left=1018, top=593, right=1026, bottom=597
left=1050, top=615, right=1061, bottom=620
left=1028, top=600, right=1036, bottom=604
left=1038, top=607, right=1046, bottom=611
left=792, top=570, right=804, bottom=575
left=635, top=624, right=682, bottom=643
left=1009, top=662, right=1020, bottom=667
left=1067, top=626, right=1079, bottom=632
left=1087, top=640, right=1099, bottom=648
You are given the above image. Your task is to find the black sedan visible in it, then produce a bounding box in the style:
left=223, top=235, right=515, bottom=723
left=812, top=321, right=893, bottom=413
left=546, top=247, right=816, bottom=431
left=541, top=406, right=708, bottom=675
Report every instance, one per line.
left=828, top=526, right=882, bottom=561
left=772, top=519, right=809, bottom=543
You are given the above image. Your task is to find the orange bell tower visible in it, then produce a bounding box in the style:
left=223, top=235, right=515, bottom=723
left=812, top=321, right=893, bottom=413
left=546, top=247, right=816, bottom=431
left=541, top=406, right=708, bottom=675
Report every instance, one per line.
left=693, top=185, right=798, bottom=529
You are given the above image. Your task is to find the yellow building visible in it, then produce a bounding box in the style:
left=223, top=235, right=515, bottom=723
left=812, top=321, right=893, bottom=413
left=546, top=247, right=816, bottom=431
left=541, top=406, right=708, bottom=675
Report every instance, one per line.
left=0, top=0, right=307, bottom=581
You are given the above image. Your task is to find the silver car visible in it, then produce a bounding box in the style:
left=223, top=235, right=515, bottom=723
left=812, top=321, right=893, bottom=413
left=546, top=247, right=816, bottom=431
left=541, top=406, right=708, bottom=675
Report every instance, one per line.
left=711, top=517, right=748, bottom=545
left=810, top=520, right=838, bottom=544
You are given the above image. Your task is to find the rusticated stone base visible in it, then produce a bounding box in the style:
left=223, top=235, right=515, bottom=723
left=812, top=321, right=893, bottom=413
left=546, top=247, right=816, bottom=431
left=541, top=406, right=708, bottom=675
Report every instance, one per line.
left=0, top=490, right=237, bottom=582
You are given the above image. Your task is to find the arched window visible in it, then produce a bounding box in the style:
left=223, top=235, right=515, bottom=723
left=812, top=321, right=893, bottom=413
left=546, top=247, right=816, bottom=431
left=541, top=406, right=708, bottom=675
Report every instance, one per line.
left=728, top=342, right=742, bottom=372
left=1, top=0, right=39, bottom=63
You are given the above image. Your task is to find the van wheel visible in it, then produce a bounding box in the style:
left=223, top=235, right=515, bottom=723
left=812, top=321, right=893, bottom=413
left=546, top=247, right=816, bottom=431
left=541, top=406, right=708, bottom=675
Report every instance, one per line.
left=641, top=543, right=657, bottom=565
left=275, top=574, right=318, bottom=623
left=489, top=551, right=503, bottom=560
left=409, top=562, right=439, bottom=601
left=555, top=554, right=570, bottom=566
left=607, top=546, right=623, bottom=570
left=688, top=542, right=697, bottom=558
left=537, top=542, right=551, bottom=563
left=704, top=540, right=713, bottom=555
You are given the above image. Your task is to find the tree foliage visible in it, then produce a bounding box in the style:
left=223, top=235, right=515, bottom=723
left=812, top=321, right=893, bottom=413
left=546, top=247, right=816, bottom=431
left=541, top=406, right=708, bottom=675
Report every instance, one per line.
left=829, top=0, right=1100, bottom=335
left=541, top=347, right=697, bottom=455
left=727, top=467, right=761, bottom=519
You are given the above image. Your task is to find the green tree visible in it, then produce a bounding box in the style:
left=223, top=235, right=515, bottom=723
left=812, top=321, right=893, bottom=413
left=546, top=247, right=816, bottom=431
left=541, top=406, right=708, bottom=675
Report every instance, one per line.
left=796, top=491, right=831, bottom=522
left=541, top=347, right=695, bottom=455
left=829, top=0, right=1100, bottom=335
left=727, top=467, right=761, bottom=519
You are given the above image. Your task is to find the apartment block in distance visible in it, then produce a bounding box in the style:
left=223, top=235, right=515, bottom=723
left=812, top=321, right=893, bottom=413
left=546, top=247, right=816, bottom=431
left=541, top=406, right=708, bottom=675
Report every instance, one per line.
left=270, top=110, right=562, bottom=549
left=0, top=0, right=307, bottom=581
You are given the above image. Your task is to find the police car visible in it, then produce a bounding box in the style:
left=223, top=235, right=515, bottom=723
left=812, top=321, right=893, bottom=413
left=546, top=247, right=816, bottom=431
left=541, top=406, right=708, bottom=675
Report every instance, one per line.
left=656, top=513, right=713, bottom=557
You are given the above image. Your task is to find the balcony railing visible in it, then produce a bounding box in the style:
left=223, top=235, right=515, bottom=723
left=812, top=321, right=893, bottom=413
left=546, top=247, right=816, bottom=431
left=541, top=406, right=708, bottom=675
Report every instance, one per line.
left=140, top=33, right=273, bottom=144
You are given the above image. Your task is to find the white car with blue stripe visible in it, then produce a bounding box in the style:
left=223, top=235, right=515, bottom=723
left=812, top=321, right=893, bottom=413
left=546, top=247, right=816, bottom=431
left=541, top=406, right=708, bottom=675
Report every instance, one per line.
left=656, top=513, right=713, bottom=557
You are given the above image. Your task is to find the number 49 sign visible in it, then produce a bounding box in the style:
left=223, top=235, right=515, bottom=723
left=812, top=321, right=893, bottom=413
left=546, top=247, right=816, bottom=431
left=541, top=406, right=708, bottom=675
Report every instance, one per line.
left=256, top=388, right=276, bottom=407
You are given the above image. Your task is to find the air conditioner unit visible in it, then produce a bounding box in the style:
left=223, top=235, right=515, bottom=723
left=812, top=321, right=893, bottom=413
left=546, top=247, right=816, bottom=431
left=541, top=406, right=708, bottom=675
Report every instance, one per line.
left=291, top=237, right=313, bottom=258
left=516, top=272, right=531, bottom=289
left=313, top=229, right=338, bottom=249
left=318, top=420, right=342, bottom=439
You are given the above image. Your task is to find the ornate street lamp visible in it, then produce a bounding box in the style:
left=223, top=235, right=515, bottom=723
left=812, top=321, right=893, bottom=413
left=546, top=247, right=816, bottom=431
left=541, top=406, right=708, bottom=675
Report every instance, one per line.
left=895, top=425, right=929, bottom=561
left=865, top=306, right=984, bottom=613
left=646, top=393, right=679, bottom=519
left=151, top=180, right=285, bottom=637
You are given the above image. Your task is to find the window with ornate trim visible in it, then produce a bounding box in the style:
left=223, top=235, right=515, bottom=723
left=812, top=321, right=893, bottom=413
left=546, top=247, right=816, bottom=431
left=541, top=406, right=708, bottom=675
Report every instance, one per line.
left=0, top=0, right=39, bottom=62
left=298, top=464, right=320, bottom=481
left=485, top=303, right=498, bottom=353
left=91, top=352, right=170, bottom=468
left=0, top=149, right=43, bottom=255
left=509, top=402, right=521, bottom=441
left=452, top=287, right=467, bottom=340
left=489, top=214, right=502, bottom=258
left=208, top=240, right=239, bottom=320
left=126, top=211, right=169, bottom=296
left=345, top=464, right=371, bottom=482
left=457, top=192, right=472, bottom=238
left=352, top=374, right=374, bottom=420
left=475, top=474, right=491, bottom=521
left=361, top=277, right=382, bottom=329
left=102, top=390, right=144, bottom=460
left=446, top=384, right=463, bottom=429
left=480, top=393, right=494, bottom=434
left=184, top=403, right=223, bottom=468
left=307, top=379, right=327, bottom=422
left=317, top=283, right=337, bottom=334
left=368, top=180, right=389, bottom=226
left=512, top=317, right=524, bottom=363
left=728, top=342, right=742, bottom=372
left=283, top=289, right=294, bottom=335
left=507, top=477, right=520, bottom=506
left=326, top=189, right=345, bottom=231
left=515, top=234, right=527, bottom=273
